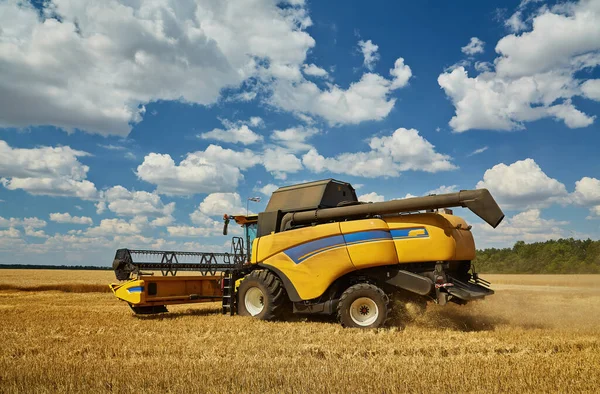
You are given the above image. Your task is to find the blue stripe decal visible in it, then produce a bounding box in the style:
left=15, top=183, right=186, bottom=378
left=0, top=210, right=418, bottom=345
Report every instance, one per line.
left=344, top=230, right=392, bottom=244
left=127, top=286, right=144, bottom=293
left=285, top=235, right=345, bottom=264
left=390, top=228, right=429, bottom=239
left=285, top=230, right=395, bottom=265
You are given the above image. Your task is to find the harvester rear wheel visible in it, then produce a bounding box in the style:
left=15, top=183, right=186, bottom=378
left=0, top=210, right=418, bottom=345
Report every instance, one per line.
left=337, top=283, right=389, bottom=328
left=238, top=270, right=286, bottom=321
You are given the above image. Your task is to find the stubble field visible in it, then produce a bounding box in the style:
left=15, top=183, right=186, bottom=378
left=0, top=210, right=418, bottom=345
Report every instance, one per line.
left=1, top=270, right=599, bottom=393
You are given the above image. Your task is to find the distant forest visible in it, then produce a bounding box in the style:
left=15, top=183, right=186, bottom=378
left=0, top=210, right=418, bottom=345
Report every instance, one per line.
left=1, top=238, right=599, bottom=274
left=474, top=238, right=600, bottom=274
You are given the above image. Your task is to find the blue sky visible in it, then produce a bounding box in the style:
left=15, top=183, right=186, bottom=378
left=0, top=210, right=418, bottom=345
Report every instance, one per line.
left=0, top=0, right=599, bottom=265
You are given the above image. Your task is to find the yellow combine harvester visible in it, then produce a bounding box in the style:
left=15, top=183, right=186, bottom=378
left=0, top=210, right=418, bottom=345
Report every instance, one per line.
left=111, top=179, right=504, bottom=328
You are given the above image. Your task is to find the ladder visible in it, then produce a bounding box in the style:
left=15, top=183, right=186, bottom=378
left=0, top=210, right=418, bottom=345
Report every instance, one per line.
left=221, top=272, right=238, bottom=315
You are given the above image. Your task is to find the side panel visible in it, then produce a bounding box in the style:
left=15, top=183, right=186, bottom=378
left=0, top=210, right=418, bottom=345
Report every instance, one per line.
left=385, top=213, right=475, bottom=262
left=340, top=219, right=398, bottom=269
left=257, top=223, right=355, bottom=300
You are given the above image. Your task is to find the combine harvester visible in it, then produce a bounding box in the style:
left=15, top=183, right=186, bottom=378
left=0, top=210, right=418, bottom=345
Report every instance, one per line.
left=111, top=179, right=504, bottom=328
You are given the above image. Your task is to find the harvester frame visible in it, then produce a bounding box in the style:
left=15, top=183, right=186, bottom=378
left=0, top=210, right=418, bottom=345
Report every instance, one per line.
left=111, top=179, right=504, bottom=328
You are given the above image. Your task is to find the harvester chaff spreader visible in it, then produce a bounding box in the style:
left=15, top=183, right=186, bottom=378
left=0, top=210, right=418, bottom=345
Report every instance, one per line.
left=110, top=179, right=504, bottom=328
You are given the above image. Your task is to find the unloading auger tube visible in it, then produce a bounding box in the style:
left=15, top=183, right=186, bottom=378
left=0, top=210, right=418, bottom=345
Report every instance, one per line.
left=280, top=188, right=504, bottom=231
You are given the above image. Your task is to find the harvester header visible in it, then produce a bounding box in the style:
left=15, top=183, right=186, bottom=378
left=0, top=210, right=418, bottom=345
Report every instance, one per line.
left=110, top=179, right=504, bottom=328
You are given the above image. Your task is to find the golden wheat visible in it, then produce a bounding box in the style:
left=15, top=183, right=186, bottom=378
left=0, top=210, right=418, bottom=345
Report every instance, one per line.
left=1, top=270, right=599, bottom=393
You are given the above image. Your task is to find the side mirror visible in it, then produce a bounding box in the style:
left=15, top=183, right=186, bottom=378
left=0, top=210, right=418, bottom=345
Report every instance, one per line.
left=223, top=214, right=230, bottom=235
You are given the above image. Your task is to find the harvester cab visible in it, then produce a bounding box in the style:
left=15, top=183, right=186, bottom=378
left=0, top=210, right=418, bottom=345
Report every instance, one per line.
left=110, top=179, right=504, bottom=328
left=223, top=214, right=258, bottom=261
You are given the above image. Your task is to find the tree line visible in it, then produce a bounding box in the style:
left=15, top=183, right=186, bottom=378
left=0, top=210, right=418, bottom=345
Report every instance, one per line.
left=2, top=238, right=600, bottom=274
left=474, top=238, right=600, bottom=274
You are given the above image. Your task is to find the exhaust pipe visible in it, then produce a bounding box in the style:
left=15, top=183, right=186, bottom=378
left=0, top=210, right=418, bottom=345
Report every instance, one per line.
left=280, top=189, right=504, bottom=231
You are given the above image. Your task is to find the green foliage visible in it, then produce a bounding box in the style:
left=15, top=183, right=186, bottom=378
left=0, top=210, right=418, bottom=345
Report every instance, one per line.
left=474, top=238, right=600, bottom=274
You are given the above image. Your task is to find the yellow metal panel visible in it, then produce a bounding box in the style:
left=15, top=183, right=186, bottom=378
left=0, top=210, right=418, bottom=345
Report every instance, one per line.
left=256, top=222, right=344, bottom=262
left=385, top=213, right=475, bottom=263
left=111, top=276, right=222, bottom=307
left=340, top=219, right=398, bottom=269
left=111, top=279, right=145, bottom=305
left=263, top=247, right=354, bottom=300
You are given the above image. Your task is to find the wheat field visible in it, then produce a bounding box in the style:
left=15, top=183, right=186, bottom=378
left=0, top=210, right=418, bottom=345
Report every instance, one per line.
left=1, top=270, right=599, bottom=393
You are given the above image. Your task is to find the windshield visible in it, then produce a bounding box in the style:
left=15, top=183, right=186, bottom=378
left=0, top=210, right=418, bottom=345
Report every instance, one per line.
left=245, top=223, right=258, bottom=255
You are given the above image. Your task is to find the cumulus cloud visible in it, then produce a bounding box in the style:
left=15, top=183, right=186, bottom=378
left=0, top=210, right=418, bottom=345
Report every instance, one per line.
left=256, top=183, right=279, bottom=197
left=99, top=186, right=175, bottom=223
left=302, top=128, right=456, bottom=177
left=199, top=118, right=264, bottom=145
left=270, top=126, right=319, bottom=152
left=263, top=147, right=303, bottom=180
left=571, top=177, right=600, bottom=218
left=358, top=39, right=380, bottom=70
left=581, top=79, right=600, bottom=101
left=476, top=158, right=568, bottom=209
left=472, top=208, right=571, bottom=247
left=198, top=193, right=245, bottom=216
left=0, top=0, right=315, bottom=136
left=0, top=216, right=46, bottom=229
left=358, top=192, right=385, bottom=202
left=461, top=37, right=485, bottom=55
left=439, top=0, right=600, bottom=132
left=86, top=217, right=148, bottom=237
left=0, top=140, right=97, bottom=199
left=270, top=57, right=412, bottom=125
left=136, top=145, right=261, bottom=195
left=49, top=212, right=93, bottom=225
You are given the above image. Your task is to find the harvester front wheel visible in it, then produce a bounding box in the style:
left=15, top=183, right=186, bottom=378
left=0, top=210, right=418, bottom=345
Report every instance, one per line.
left=337, top=283, right=389, bottom=328
left=238, top=270, right=286, bottom=320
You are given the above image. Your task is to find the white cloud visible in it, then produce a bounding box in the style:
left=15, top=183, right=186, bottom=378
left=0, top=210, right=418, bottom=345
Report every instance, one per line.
left=0, top=140, right=97, bottom=199
left=468, top=146, right=489, bottom=156
left=98, top=144, right=126, bottom=151
left=472, top=208, right=570, bottom=247
left=581, top=79, right=600, bottom=101
left=505, top=11, right=527, bottom=33
left=49, top=212, right=93, bottom=225
left=571, top=176, right=600, bottom=218
left=461, top=37, right=485, bottom=55
left=358, top=192, right=385, bottom=202
left=166, top=225, right=221, bottom=238
left=136, top=145, right=261, bottom=195
left=302, top=127, right=456, bottom=178
left=100, top=186, right=175, bottom=218
left=358, top=39, right=380, bottom=70
left=200, top=118, right=264, bottom=145
left=0, top=227, right=21, bottom=238
left=199, top=193, right=245, bottom=216
left=0, top=216, right=46, bottom=228
left=302, top=64, right=329, bottom=78
left=86, top=217, right=147, bottom=237
left=263, top=148, right=303, bottom=180
left=150, top=216, right=174, bottom=227
left=439, top=0, right=600, bottom=132
left=476, top=158, right=568, bottom=209
left=0, top=0, right=315, bottom=136
left=24, top=227, right=48, bottom=238
left=270, top=126, right=319, bottom=152
left=426, top=185, right=458, bottom=195
left=256, top=183, right=279, bottom=197
left=270, top=57, right=412, bottom=125
left=249, top=117, right=264, bottom=127
left=124, top=152, right=137, bottom=161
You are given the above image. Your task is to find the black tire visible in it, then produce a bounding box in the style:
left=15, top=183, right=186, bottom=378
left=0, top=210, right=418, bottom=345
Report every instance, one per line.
left=337, top=283, right=389, bottom=328
left=237, top=270, right=286, bottom=320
